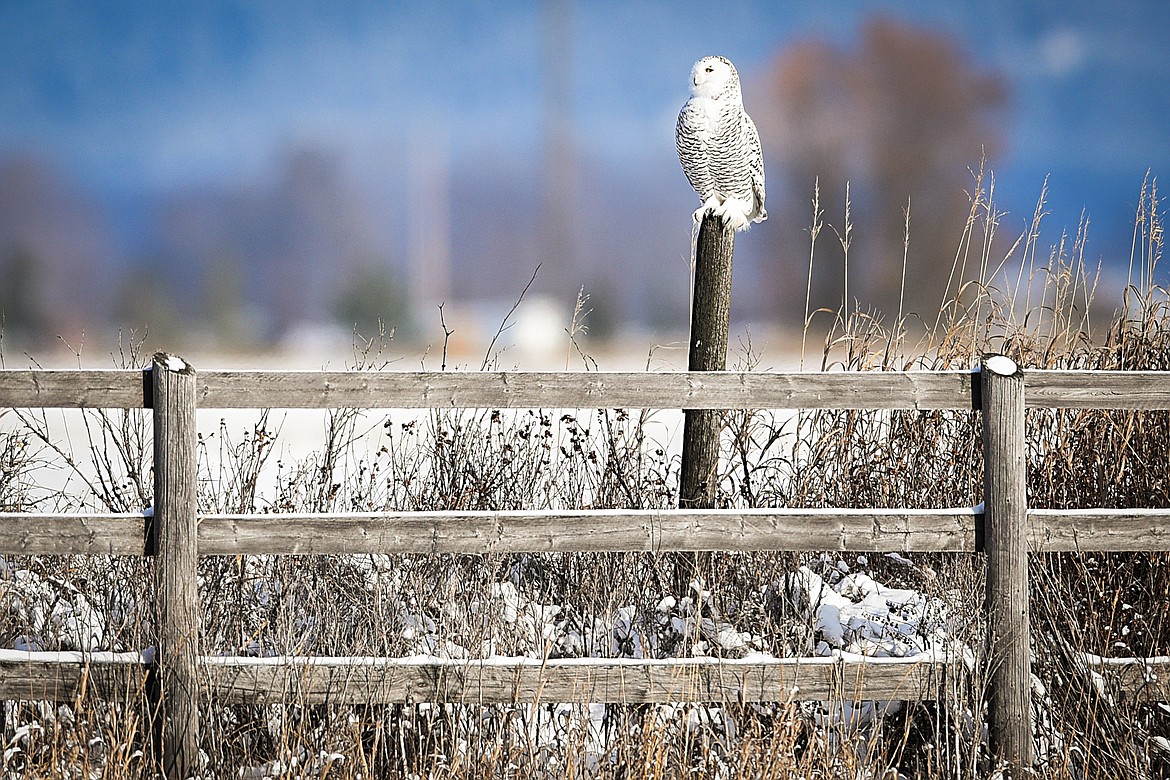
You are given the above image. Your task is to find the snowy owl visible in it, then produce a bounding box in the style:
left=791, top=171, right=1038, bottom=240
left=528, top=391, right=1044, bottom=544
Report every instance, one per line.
left=676, top=55, right=767, bottom=231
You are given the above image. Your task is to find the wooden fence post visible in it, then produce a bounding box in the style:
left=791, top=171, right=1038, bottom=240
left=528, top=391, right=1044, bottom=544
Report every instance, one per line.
left=677, top=213, right=735, bottom=592
left=150, top=353, right=200, bottom=778
left=981, top=354, right=1033, bottom=774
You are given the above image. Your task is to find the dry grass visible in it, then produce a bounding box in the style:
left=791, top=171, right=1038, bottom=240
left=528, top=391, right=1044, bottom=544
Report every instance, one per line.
left=1, top=173, right=1168, bottom=778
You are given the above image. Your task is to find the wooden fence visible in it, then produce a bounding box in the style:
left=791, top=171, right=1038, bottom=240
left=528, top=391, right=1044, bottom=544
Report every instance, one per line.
left=2, top=353, right=1170, bottom=777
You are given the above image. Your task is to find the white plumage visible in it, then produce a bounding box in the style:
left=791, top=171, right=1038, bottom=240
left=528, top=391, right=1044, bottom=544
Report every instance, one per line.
left=676, top=55, right=766, bottom=231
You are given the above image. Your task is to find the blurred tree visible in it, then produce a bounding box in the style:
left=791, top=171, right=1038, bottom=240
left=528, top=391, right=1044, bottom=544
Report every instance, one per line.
left=756, top=16, right=1009, bottom=325
left=204, top=253, right=251, bottom=346
left=155, top=143, right=395, bottom=345
left=332, top=264, right=412, bottom=341
left=108, top=264, right=184, bottom=348
left=0, top=156, right=113, bottom=341
left=0, top=246, right=47, bottom=344
left=112, top=263, right=184, bottom=345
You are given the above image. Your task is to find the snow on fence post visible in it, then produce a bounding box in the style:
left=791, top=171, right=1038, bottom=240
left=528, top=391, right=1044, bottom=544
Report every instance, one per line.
left=980, top=354, right=1034, bottom=773
left=150, top=353, right=200, bottom=779
left=676, top=212, right=736, bottom=594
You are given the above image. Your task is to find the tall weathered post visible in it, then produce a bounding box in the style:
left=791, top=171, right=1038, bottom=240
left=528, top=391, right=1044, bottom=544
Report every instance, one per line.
left=676, top=213, right=735, bottom=592
left=150, top=353, right=200, bottom=778
left=981, top=354, right=1034, bottom=774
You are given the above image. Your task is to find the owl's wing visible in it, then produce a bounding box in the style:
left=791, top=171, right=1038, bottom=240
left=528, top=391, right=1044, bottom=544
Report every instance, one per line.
left=676, top=101, right=713, bottom=200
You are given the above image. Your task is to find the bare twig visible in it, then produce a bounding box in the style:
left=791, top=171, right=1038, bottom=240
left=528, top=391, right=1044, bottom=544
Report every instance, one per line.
left=480, top=263, right=541, bottom=371
left=438, top=302, right=455, bottom=372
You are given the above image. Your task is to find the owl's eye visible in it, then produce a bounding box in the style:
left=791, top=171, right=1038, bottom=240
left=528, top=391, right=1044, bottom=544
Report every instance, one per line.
left=705, top=67, right=713, bottom=73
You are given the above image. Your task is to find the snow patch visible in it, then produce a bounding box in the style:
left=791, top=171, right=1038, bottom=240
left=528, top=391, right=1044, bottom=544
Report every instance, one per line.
left=0, top=649, right=149, bottom=664
left=985, top=355, right=1018, bottom=375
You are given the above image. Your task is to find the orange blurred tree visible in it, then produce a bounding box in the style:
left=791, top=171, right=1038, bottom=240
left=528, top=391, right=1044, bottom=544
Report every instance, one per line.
left=755, top=17, right=1009, bottom=326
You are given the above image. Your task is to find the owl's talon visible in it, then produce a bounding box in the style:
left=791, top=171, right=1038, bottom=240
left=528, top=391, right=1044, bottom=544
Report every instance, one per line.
left=693, top=197, right=721, bottom=224
left=713, top=197, right=751, bottom=231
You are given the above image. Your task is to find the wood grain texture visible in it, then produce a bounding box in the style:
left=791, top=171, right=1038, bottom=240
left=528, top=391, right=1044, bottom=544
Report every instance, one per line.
left=981, top=356, right=1035, bottom=771
left=10, top=508, right=1167, bottom=558
left=1025, top=371, right=1170, bottom=409
left=197, top=508, right=980, bottom=556
left=150, top=354, right=200, bottom=779
left=203, top=656, right=949, bottom=706
left=11, top=650, right=1167, bottom=706
left=194, top=370, right=978, bottom=410
left=686, top=213, right=736, bottom=376
left=0, top=370, right=147, bottom=408
left=1028, top=509, right=1170, bottom=551
left=0, top=513, right=149, bottom=555
left=677, top=213, right=736, bottom=589
left=0, top=654, right=149, bottom=701
left=5, top=367, right=1170, bottom=411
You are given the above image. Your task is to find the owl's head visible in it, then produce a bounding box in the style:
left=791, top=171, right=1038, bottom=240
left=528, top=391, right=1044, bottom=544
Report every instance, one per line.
left=689, top=55, right=740, bottom=99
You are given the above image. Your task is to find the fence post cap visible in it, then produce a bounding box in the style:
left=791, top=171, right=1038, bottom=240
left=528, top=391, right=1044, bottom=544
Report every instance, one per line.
left=984, top=355, right=1018, bottom=376
left=152, top=352, right=192, bottom=374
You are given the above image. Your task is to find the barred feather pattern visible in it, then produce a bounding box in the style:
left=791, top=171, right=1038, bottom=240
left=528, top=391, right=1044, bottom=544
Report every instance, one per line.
left=676, top=55, right=766, bottom=231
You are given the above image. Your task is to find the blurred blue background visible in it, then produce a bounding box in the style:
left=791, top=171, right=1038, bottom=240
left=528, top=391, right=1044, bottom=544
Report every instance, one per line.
left=0, top=0, right=1166, bottom=355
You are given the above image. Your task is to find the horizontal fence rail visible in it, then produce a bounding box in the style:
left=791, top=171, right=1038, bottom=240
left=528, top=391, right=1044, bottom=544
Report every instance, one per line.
left=0, top=651, right=149, bottom=701
left=3, top=651, right=1167, bottom=706
left=2, top=650, right=1160, bottom=711
left=5, top=367, right=1170, bottom=411
left=203, top=655, right=950, bottom=706
left=193, top=370, right=981, bottom=410
left=194, top=508, right=981, bottom=555
left=0, top=652, right=946, bottom=705
left=0, top=369, right=148, bottom=408
left=5, top=508, right=1170, bottom=557
left=1023, top=371, right=1170, bottom=409
left=4, top=358, right=1170, bottom=777
left=0, top=512, right=150, bottom=555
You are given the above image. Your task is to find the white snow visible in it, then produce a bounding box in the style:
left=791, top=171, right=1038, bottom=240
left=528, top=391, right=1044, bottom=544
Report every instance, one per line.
left=985, top=355, right=1018, bottom=375
left=0, top=540, right=975, bottom=778
left=197, top=652, right=931, bottom=668
left=788, top=564, right=968, bottom=662
left=0, top=649, right=149, bottom=664
left=1082, top=652, right=1170, bottom=667
left=0, top=510, right=151, bottom=520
